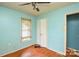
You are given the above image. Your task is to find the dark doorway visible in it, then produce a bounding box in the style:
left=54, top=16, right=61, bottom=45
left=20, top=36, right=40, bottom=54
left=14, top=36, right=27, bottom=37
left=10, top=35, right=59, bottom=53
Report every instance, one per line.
left=67, top=13, right=79, bottom=50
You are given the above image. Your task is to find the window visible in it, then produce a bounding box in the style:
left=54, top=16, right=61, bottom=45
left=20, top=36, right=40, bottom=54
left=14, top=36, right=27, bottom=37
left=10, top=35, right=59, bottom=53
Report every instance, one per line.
left=21, top=18, right=32, bottom=41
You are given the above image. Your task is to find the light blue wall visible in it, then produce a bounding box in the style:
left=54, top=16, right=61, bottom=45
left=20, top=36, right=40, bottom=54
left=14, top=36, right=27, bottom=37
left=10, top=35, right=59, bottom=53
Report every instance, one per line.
left=67, top=14, right=79, bottom=50
left=1, top=3, right=79, bottom=56
left=0, top=6, right=36, bottom=55
left=37, top=3, right=79, bottom=54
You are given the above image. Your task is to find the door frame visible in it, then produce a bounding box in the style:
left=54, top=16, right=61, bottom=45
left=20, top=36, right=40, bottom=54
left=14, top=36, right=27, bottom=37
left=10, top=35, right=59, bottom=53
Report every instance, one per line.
left=64, top=11, right=79, bottom=55
left=37, top=18, right=48, bottom=47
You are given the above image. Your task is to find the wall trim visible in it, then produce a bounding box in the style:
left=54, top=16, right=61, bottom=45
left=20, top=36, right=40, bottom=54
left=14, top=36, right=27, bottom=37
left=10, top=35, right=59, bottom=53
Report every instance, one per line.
left=48, top=48, right=64, bottom=55
left=64, top=11, right=79, bottom=56
left=0, top=43, right=35, bottom=57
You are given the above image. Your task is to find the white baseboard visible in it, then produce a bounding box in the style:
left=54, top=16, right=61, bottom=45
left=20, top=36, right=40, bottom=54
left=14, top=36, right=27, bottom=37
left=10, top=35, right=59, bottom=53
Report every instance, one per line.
left=0, top=44, right=35, bottom=57
left=47, top=48, right=65, bottom=55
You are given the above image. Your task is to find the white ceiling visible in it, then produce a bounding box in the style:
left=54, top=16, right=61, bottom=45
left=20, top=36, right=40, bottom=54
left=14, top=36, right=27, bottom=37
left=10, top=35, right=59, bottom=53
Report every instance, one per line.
left=0, top=2, right=75, bottom=16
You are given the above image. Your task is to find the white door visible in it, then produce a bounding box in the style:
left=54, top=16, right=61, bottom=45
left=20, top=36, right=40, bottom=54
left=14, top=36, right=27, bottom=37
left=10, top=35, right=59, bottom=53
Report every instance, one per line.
left=37, top=19, right=47, bottom=47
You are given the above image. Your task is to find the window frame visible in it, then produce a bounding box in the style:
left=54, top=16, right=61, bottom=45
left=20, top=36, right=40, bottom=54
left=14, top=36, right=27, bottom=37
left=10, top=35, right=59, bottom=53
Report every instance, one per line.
left=21, top=17, right=32, bottom=42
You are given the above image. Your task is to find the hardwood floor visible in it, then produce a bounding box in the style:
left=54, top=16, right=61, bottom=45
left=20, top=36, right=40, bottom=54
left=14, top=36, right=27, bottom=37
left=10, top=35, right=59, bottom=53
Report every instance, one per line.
left=3, top=45, right=34, bottom=57
left=3, top=44, right=63, bottom=57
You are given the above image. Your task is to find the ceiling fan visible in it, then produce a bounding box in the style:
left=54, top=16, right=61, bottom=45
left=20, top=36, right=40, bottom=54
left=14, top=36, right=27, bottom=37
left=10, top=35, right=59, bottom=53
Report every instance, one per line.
left=20, top=2, right=51, bottom=12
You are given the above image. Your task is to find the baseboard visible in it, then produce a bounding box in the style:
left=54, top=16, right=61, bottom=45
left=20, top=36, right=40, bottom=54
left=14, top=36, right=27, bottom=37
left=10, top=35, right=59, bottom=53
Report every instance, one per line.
left=0, top=43, right=35, bottom=57
left=47, top=48, right=65, bottom=55
left=37, top=44, right=65, bottom=55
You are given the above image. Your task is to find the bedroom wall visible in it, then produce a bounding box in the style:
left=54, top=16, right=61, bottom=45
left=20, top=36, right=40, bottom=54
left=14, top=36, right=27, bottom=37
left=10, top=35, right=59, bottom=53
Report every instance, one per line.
left=0, top=6, right=36, bottom=56
left=37, top=3, right=79, bottom=54
left=67, top=13, right=79, bottom=50
left=1, top=3, right=79, bottom=56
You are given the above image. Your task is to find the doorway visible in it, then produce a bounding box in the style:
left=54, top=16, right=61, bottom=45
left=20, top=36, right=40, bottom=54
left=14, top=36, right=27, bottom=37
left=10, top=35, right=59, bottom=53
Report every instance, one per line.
left=37, top=18, right=48, bottom=47
left=65, top=12, right=79, bottom=56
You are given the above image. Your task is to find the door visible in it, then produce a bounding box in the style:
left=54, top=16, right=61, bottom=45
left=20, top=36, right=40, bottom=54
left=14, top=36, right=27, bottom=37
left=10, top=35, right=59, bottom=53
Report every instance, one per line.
left=37, top=19, right=47, bottom=47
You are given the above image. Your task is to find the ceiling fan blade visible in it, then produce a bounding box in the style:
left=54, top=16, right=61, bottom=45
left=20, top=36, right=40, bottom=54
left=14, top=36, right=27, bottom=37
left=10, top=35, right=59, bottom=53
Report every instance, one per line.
left=37, top=2, right=51, bottom=4
left=20, top=3, right=31, bottom=6
left=36, top=8, right=40, bottom=12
